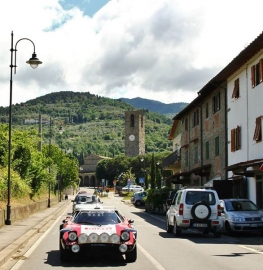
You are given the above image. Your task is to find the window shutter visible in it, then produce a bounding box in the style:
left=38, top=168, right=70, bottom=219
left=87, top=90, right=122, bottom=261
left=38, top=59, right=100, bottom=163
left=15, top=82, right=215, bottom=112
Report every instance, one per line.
left=232, top=78, right=239, bottom=99
left=260, top=59, right=263, bottom=82
left=251, top=65, right=255, bottom=88
left=253, top=117, right=262, bottom=141
left=231, top=129, right=236, bottom=152
left=236, top=126, right=241, bottom=150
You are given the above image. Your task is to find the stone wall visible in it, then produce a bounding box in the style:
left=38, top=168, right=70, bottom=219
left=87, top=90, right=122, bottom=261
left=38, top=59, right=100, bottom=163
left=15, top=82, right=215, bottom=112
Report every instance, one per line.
left=0, top=198, right=58, bottom=228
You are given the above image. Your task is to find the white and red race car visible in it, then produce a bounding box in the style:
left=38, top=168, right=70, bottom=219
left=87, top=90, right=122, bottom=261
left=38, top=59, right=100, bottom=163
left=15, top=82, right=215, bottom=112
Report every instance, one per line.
left=59, top=207, right=137, bottom=262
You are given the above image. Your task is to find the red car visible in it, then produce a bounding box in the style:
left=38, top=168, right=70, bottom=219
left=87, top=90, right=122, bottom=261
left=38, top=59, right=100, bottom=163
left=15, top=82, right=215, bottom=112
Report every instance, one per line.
left=59, top=207, right=137, bottom=262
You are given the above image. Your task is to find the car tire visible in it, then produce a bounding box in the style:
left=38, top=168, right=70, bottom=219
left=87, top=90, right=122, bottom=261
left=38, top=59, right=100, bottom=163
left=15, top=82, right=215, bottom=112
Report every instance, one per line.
left=225, top=222, right=233, bottom=234
left=203, top=229, right=210, bottom=235
left=173, top=219, right=182, bottom=237
left=166, top=219, right=173, bottom=233
left=60, top=240, right=70, bottom=262
left=135, top=200, right=142, bottom=207
left=213, top=229, right=222, bottom=238
left=126, top=245, right=137, bottom=262
left=191, top=202, right=211, bottom=221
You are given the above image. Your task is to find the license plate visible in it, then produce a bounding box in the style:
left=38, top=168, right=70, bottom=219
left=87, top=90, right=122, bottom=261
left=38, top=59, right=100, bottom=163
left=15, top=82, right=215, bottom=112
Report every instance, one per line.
left=250, top=224, right=258, bottom=227
left=193, top=223, right=208, bottom=227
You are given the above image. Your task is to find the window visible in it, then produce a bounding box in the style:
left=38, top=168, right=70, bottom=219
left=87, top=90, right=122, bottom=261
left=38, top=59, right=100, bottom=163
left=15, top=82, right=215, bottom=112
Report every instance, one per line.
left=185, top=150, right=189, bottom=166
left=232, top=78, right=240, bottom=99
left=184, top=117, right=188, bottom=131
left=130, top=114, right=134, bottom=127
left=205, top=102, right=209, bottom=118
left=231, top=126, right=241, bottom=152
left=194, top=146, right=198, bottom=164
left=192, top=109, right=199, bottom=127
left=215, top=136, right=219, bottom=156
left=141, top=115, right=143, bottom=127
left=253, top=117, right=262, bottom=142
left=205, top=141, right=209, bottom=159
left=251, top=59, right=263, bottom=88
left=212, top=92, right=220, bottom=113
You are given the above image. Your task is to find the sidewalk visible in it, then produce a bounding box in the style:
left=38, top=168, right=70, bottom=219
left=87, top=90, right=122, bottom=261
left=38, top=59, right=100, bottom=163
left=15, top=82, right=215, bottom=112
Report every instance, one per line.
left=0, top=198, right=71, bottom=268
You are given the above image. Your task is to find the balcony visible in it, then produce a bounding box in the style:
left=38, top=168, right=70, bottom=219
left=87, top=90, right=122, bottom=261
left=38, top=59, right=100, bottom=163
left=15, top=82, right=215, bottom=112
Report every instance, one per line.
left=162, top=150, right=181, bottom=170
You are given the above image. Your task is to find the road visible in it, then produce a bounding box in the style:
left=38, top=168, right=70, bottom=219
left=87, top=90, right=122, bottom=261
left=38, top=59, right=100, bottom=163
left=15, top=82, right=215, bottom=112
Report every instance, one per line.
left=3, top=189, right=263, bottom=270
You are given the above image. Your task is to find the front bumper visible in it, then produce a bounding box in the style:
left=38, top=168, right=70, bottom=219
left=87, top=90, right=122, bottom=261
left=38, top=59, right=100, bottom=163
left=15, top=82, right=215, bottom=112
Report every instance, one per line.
left=229, top=221, right=263, bottom=232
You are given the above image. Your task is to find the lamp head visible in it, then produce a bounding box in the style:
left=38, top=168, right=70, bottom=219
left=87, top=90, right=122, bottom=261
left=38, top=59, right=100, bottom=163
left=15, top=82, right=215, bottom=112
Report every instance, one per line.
left=26, top=53, right=42, bottom=69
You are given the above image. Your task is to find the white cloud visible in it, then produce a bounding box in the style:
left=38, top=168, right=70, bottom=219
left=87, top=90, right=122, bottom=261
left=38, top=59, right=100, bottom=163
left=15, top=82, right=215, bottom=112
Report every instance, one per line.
left=0, top=0, right=263, bottom=107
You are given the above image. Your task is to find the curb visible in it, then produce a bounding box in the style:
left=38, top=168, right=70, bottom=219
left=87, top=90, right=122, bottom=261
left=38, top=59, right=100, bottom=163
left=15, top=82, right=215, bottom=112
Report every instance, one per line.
left=0, top=201, right=70, bottom=268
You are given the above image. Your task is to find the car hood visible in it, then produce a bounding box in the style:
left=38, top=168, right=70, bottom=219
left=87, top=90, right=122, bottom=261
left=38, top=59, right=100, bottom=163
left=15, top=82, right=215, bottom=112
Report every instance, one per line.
left=227, top=211, right=263, bottom=218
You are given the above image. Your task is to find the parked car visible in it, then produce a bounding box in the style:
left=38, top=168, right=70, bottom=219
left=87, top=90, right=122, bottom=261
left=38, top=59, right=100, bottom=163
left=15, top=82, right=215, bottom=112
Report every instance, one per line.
left=131, top=191, right=147, bottom=207
left=166, top=187, right=222, bottom=237
left=72, top=194, right=101, bottom=212
left=59, top=207, right=137, bottom=262
left=219, top=198, right=263, bottom=234
left=122, top=185, right=144, bottom=193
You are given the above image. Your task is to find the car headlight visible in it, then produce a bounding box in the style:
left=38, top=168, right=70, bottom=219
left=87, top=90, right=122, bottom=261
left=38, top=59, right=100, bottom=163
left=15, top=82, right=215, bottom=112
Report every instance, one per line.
left=68, top=231, right=78, bottom=241
left=230, top=216, right=245, bottom=222
left=121, top=231, right=130, bottom=242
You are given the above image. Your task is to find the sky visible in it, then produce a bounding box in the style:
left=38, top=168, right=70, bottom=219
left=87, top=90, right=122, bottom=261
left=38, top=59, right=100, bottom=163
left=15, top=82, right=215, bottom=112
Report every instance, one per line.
left=1, top=0, right=263, bottom=107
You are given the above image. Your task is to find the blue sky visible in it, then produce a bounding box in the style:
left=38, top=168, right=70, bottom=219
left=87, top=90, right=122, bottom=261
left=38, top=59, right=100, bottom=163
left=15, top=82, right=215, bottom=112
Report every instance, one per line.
left=0, top=0, right=263, bottom=107
left=60, top=0, right=110, bottom=17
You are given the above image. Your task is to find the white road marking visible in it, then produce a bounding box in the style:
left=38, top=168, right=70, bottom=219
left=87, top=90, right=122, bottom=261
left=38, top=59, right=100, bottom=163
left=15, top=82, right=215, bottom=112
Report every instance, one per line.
left=238, top=245, right=263, bottom=254
left=10, top=214, right=62, bottom=270
left=137, top=243, right=165, bottom=270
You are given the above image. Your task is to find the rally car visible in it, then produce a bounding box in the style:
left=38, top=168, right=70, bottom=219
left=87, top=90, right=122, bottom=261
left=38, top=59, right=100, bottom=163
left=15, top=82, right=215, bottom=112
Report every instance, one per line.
left=59, top=207, right=137, bottom=262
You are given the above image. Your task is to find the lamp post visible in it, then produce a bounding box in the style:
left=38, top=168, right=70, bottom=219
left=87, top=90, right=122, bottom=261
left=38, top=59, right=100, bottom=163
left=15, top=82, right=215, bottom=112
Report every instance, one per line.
left=140, top=158, right=147, bottom=189
left=5, top=31, right=42, bottom=225
left=47, top=116, right=52, bottom=207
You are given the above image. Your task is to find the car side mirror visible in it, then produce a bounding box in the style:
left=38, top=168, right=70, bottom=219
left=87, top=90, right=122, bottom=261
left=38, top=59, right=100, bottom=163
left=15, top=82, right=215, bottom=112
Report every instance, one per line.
left=128, top=219, right=134, bottom=224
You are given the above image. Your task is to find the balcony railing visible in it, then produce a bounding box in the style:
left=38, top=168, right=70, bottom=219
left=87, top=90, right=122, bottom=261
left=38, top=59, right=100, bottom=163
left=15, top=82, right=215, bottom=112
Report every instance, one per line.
left=162, top=150, right=181, bottom=168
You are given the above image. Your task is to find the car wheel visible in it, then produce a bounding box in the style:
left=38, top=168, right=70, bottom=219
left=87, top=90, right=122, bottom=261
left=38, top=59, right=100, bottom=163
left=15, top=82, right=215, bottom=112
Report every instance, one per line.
left=135, top=200, right=142, bottom=207
left=173, top=219, right=182, bottom=237
left=166, top=219, right=173, bottom=233
left=191, top=202, right=211, bottom=221
left=225, top=222, right=233, bottom=234
left=213, top=229, right=222, bottom=238
left=126, top=245, right=137, bottom=263
left=60, top=240, right=70, bottom=262
left=203, top=229, right=210, bottom=235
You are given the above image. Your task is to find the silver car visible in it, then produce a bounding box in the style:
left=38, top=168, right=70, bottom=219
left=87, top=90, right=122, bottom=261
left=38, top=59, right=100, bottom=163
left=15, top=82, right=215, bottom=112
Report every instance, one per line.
left=220, top=199, right=263, bottom=234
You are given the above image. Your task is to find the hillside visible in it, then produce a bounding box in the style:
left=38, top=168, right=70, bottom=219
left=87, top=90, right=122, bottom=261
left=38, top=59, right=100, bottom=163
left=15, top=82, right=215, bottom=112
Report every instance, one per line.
left=0, top=91, right=177, bottom=161
left=120, top=97, right=188, bottom=117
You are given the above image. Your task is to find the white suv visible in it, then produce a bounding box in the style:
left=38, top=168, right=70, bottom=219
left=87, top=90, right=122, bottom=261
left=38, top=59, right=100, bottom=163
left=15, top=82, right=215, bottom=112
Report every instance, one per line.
left=166, top=187, right=222, bottom=238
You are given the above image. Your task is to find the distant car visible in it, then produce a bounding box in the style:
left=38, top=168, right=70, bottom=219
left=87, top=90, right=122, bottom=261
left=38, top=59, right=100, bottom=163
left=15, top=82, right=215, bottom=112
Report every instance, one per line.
left=72, top=194, right=101, bottom=212
left=122, top=185, right=144, bottom=193
left=220, top=198, right=263, bottom=234
left=59, top=207, right=137, bottom=262
left=131, top=191, right=147, bottom=207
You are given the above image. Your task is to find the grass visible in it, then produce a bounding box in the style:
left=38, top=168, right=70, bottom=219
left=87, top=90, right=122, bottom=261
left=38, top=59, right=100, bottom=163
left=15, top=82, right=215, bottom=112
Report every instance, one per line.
left=0, top=192, right=57, bottom=210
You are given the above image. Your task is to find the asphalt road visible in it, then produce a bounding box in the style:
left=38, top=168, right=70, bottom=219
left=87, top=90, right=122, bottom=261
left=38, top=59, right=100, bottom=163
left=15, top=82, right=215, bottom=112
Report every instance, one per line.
left=2, top=189, right=263, bottom=270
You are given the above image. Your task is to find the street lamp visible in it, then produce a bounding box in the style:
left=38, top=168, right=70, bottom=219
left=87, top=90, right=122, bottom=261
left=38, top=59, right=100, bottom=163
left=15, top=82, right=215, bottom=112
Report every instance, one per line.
left=140, top=158, right=147, bottom=188
left=47, top=116, right=52, bottom=208
left=5, top=31, right=42, bottom=225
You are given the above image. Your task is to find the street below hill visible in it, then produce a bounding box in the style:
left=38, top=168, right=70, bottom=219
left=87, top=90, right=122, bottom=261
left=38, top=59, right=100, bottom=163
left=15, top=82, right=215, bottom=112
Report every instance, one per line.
left=2, top=188, right=263, bottom=270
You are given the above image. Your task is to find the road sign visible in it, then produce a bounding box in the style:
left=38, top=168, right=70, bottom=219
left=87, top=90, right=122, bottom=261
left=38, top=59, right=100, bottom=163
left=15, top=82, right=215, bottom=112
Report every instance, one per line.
left=139, top=177, right=145, bottom=184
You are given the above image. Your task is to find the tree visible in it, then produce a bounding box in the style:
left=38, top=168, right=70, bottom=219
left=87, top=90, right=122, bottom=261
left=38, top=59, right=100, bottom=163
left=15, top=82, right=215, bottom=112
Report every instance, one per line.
left=150, top=153, right=156, bottom=189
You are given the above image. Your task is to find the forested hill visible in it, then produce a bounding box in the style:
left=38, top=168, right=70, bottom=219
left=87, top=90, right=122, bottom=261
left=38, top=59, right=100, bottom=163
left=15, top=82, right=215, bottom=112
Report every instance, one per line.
left=0, top=91, right=185, bottom=157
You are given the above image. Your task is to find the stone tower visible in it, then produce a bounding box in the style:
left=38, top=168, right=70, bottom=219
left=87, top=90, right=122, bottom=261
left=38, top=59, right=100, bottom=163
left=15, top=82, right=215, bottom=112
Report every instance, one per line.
left=125, top=110, right=145, bottom=157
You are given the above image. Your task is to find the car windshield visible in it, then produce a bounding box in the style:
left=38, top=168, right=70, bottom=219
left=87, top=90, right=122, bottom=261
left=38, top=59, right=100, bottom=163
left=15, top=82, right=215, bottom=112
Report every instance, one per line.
left=225, top=200, right=260, bottom=211
left=76, top=196, right=97, bottom=204
left=185, top=191, right=216, bottom=205
left=74, top=210, right=121, bottom=225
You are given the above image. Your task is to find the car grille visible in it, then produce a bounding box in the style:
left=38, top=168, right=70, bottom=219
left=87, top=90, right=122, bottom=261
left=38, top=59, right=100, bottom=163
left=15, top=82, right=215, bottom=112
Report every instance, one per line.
left=245, top=217, right=261, bottom=221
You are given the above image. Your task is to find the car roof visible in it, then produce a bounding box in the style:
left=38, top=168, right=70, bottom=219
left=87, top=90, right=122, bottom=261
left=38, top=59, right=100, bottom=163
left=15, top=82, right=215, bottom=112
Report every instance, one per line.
left=221, top=198, right=251, bottom=202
